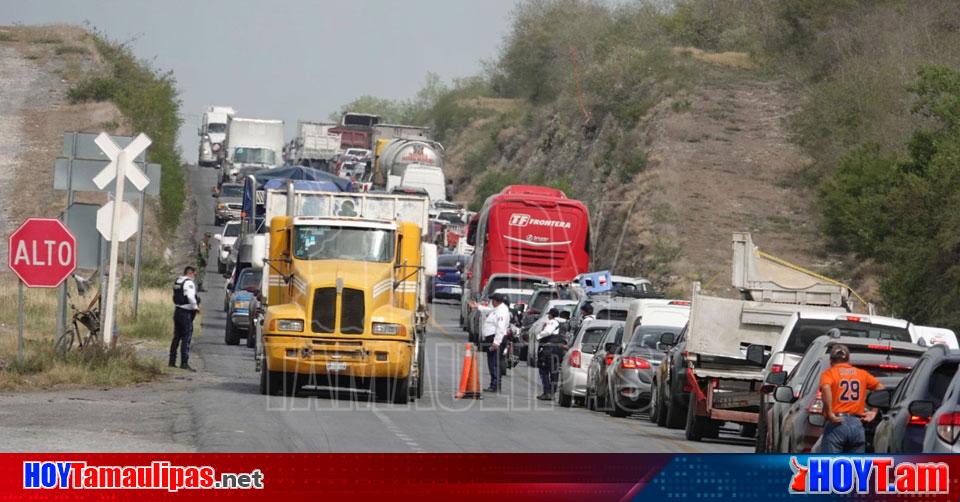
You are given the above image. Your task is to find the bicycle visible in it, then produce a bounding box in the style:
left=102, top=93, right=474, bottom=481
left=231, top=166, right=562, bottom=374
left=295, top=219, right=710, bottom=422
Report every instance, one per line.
left=54, top=272, right=102, bottom=353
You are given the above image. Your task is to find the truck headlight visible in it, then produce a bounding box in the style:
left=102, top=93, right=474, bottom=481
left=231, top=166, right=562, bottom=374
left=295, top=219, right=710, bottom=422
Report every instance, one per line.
left=276, top=319, right=304, bottom=332
left=372, top=322, right=405, bottom=336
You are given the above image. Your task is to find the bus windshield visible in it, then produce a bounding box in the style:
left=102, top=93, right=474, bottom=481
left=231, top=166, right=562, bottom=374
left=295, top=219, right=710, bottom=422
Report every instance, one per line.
left=293, top=225, right=395, bottom=262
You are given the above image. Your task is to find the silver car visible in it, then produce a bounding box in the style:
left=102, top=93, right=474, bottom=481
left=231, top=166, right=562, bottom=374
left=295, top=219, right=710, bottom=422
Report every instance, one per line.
left=558, top=320, right=624, bottom=407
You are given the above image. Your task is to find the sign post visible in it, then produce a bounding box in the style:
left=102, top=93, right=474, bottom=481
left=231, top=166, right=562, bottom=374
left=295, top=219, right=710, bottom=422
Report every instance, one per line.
left=7, top=218, right=78, bottom=360
left=17, top=281, right=24, bottom=364
left=92, top=133, right=151, bottom=348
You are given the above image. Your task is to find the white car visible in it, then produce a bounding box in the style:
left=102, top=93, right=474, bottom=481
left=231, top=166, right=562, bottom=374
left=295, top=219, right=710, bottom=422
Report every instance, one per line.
left=911, top=325, right=959, bottom=349
left=558, top=320, right=624, bottom=407
left=215, top=221, right=240, bottom=274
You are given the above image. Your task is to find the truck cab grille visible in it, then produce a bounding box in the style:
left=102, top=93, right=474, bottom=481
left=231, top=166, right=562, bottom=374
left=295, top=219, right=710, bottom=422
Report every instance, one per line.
left=340, top=288, right=365, bottom=334
left=311, top=288, right=336, bottom=333
left=311, top=287, right=365, bottom=334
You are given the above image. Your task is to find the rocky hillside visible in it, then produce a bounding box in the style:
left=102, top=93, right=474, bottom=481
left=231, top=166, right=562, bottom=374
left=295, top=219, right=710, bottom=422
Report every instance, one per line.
left=0, top=25, right=184, bottom=274
left=445, top=59, right=829, bottom=298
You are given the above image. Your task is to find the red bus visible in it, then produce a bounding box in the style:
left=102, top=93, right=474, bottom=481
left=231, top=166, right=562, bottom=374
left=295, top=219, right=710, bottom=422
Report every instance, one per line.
left=465, top=185, right=590, bottom=296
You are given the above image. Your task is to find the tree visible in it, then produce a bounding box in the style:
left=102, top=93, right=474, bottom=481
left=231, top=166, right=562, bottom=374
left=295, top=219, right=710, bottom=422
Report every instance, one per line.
left=819, top=65, right=960, bottom=330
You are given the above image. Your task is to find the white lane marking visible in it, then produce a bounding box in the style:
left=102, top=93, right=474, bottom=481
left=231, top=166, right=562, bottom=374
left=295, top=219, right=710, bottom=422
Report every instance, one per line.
left=372, top=408, right=425, bottom=453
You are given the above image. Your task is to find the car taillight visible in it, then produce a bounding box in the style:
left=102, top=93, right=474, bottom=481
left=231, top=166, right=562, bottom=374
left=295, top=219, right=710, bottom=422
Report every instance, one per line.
left=621, top=356, right=650, bottom=369
left=936, top=412, right=960, bottom=444
left=569, top=350, right=581, bottom=368
left=771, top=364, right=784, bottom=373
left=605, top=354, right=614, bottom=366
left=807, top=390, right=824, bottom=415
left=867, top=344, right=893, bottom=351
left=877, top=363, right=906, bottom=370
left=436, top=271, right=445, bottom=278
left=909, top=415, right=930, bottom=426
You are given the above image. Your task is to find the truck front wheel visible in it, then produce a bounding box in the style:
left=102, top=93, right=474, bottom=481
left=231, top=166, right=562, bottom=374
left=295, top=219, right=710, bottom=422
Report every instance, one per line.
left=260, top=366, right=284, bottom=396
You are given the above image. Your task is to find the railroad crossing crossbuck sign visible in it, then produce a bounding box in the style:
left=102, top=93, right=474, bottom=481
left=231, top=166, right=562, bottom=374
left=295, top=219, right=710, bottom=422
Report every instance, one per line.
left=93, top=133, right=151, bottom=241
left=7, top=218, right=77, bottom=288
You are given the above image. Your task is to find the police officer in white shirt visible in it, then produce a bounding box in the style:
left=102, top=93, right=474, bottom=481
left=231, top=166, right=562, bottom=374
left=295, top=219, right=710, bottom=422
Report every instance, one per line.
left=170, top=266, right=200, bottom=371
left=482, top=293, right=511, bottom=392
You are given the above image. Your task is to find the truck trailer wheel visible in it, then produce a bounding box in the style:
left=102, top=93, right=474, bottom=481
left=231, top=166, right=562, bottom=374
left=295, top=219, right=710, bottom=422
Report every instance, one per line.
left=684, top=393, right=720, bottom=441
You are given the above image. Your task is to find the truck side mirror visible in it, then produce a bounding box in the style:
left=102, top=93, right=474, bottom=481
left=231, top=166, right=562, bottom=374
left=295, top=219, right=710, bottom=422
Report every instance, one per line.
left=765, top=371, right=787, bottom=386
left=421, top=243, right=438, bottom=277
left=746, top=344, right=769, bottom=366
left=659, top=332, right=676, bottom=346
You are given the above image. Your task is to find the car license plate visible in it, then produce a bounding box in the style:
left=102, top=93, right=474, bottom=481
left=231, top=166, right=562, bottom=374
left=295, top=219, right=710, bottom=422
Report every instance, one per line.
left=327, top=361, right=347, bottom=372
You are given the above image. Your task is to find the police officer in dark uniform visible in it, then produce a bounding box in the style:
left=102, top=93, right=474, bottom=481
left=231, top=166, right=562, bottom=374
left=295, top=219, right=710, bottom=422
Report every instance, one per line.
left=170, top=266, right=200, bottom=371
left=537, top=308, right=569, bottom=401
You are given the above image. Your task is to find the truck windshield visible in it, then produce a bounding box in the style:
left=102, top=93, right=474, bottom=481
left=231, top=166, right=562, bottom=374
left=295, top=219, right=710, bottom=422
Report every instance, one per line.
left=234, top=148, right=276, bottom=165
left=785, top=319, right=911, bottom=354
left=220, top=185, right=243, bottom=198
left=207, top=123, right=227, bottom=133
left=293, top=225, right=395, bottom=262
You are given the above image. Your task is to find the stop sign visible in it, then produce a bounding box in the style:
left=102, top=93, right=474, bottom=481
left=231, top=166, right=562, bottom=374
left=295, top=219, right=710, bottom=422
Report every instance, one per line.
left=8, top=218, right=77, bottom=288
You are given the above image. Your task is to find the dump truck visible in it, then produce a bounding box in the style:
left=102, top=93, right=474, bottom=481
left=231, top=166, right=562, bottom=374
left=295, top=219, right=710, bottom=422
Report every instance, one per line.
left=286, top=121, right=342, bottom=169
left=255, top=185, right=437, bottom=402
left=677, top=232, right=853, bottom=441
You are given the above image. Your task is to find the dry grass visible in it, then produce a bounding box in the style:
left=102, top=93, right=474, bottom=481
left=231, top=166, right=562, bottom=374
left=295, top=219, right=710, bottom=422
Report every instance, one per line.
left=673, top=47, right=755, bottom=69
left=458, top=96, right=524, bottom=113
left=0, top=272, right=172, bottom=391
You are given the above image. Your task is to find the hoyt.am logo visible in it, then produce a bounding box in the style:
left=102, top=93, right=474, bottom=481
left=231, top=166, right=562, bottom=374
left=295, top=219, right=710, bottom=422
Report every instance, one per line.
left=789, top=456, right=949, bottom=495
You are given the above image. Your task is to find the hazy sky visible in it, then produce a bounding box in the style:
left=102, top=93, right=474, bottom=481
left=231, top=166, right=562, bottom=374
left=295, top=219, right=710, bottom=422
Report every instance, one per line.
left=1, top=0, right=518, bottom=156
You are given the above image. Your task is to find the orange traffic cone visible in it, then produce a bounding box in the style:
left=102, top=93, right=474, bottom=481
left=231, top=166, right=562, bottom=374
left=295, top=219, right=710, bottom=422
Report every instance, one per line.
left=456, top=343, right=482, bottom=400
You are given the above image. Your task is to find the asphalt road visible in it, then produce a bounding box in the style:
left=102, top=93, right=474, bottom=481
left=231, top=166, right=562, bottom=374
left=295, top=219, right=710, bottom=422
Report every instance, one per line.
left=187, top=166, right=751, bottom=453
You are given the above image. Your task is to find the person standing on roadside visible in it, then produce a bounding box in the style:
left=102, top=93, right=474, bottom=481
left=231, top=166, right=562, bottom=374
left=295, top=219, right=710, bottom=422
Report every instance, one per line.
left=170, top=266, right=201, bottom=372
left=196, top=233, right=211, bottom=292
left=482, top=293, right=511, bottom=393
left=818, top=344, right=884, bottom=453
left=536, top=308, right=567, bottom=400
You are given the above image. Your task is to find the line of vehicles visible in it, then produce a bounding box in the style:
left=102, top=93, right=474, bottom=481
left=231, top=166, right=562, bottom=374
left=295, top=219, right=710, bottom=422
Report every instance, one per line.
left=446, top=218, right=959, bottom=453
left=199, top=107, right=449, bottom=207
left=198, top=106, right=960, bottom=454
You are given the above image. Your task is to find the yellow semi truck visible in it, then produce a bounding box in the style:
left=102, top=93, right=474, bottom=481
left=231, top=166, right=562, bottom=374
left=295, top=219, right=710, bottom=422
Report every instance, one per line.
left=255, top=188, right=436, bottom=402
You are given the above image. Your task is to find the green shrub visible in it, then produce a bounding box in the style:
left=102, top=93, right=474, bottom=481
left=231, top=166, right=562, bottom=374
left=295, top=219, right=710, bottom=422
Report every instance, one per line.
left=68, top=33, right=185, bottom=235
left=470, top=171, right=519, bottom=211
left=67, top=76, right=120, bottom=102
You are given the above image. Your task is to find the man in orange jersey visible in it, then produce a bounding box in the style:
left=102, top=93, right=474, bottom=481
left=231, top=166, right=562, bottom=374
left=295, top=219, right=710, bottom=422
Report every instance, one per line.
left=818, top=344, right=884, bottom=453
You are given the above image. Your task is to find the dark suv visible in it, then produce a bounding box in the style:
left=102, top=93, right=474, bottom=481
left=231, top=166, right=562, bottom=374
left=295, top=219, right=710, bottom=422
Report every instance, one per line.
left=870, top=345, right=960, bottom=453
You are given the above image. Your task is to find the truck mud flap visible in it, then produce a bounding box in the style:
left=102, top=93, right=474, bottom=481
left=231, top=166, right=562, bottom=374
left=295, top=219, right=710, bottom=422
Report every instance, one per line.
left=686, top=368, right=706, bottom=402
